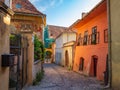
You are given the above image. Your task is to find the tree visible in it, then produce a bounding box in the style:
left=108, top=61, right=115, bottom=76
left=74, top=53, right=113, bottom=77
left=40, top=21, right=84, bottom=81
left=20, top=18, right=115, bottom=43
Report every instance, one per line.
left=34, top=35, right=45, bottom=61
left=44, top=25, right=49, bottom=48
left=44, top=25, right=55, bottom=49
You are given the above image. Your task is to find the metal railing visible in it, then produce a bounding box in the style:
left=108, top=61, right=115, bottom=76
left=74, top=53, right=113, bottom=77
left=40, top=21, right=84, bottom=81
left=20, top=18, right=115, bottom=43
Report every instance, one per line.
left=77, top=32, right=100, bottom=46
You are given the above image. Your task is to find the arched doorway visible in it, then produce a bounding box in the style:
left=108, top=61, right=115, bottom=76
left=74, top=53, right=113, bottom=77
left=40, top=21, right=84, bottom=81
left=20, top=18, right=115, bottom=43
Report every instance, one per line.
left=79, top=57, right=84, bottom=71
left=65, top=50, right=69, bottom=67
left=90, top=55, right=98, bottom=77
left=45, top=51, right=52, bottom=63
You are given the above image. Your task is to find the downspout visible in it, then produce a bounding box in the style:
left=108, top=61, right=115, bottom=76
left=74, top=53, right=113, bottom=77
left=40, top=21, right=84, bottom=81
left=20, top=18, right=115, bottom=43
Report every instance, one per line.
left=107, top=0, right=112, bottom=88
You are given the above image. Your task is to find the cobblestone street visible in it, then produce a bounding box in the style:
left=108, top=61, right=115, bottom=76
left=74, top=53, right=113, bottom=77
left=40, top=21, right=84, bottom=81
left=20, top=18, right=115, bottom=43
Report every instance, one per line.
left=24, top=63, right=104, bottom=90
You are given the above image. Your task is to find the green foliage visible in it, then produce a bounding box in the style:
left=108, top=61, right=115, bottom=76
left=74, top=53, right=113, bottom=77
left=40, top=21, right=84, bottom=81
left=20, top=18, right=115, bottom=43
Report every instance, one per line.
left=45, top=51, right=52, bottom=59
left=33, top=70, right=44, bottom=85
left=34, top=35, right=45, bottom=61
left=68, top=65, right=72, bottom=71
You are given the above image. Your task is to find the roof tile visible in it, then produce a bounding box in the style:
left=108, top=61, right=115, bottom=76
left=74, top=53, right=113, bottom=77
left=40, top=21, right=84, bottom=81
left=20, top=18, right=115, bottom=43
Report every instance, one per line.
left=12, top=0, right=45, bottom=16
left=48, top=25, right=67, bottom=39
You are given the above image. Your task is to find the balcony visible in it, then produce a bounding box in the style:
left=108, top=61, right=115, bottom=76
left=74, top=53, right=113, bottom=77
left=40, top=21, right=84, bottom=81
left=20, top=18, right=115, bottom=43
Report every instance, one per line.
left=77, top=32, right=99, bottom=46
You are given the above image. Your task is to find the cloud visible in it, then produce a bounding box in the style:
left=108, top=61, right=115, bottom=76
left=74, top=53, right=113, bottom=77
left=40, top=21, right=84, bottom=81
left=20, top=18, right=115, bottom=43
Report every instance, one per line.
left=30, top=0, right=41, bottom=3
left=83, top=0, right=102, bottom=12
left=59, top=0, right=63, bottom=4
left=30, top=0, right=63, bottom=12
left=49, top=0, right=63, bottom=7
left=50, top=0, right=56, bottom=6
left=38, top=6, right=48, bottom=12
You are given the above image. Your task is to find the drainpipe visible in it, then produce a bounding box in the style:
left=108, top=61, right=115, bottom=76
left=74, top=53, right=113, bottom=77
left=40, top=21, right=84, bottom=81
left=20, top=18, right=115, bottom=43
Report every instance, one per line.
left=107, top=0, right=112, bottom=88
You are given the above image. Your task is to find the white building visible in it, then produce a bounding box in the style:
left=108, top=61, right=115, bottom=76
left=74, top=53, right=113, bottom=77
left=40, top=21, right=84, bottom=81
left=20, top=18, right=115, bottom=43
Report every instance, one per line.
left=55, top=30, right=76, bottom=67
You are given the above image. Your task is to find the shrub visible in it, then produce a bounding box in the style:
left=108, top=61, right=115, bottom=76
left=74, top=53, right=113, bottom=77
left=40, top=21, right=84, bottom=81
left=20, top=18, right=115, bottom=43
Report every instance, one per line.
left=33, top=70, right=44, bottom=85
left=34, top=35, right=45, bottom=61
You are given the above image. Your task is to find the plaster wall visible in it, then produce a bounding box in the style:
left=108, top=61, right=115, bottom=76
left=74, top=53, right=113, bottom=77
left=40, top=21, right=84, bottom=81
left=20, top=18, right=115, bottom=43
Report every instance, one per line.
left=73, top=10, right=108, bottom=80
left=0, top=13, right=10, bottom=90
left=62, top=46, right=73, bottom=67
left=109, top=0, right=120, bottom=89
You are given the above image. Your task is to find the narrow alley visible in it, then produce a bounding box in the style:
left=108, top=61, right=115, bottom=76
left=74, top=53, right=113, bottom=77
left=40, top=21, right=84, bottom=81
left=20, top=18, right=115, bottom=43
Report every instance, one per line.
left=24, top=63, right=103, bottom=90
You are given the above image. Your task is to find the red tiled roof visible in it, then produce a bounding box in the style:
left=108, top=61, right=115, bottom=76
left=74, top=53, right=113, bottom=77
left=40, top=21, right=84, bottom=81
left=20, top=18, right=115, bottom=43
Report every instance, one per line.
left=48, top=25, right=67, bottom=39
left=12, top=0, right=45, bottom=16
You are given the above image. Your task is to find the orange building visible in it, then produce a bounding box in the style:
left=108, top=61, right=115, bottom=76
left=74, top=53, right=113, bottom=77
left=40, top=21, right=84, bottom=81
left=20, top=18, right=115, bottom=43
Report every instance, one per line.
left=71, top=0, right=108, bottom=81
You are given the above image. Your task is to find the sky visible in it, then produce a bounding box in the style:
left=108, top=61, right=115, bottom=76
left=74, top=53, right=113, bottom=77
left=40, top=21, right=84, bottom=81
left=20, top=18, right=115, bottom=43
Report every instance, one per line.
left=30, top=0, right=102, bottom=27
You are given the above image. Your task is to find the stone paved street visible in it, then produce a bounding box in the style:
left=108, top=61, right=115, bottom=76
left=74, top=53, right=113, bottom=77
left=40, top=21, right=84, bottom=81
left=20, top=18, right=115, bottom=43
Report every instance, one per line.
left=24, top=63, right=104, bottom=90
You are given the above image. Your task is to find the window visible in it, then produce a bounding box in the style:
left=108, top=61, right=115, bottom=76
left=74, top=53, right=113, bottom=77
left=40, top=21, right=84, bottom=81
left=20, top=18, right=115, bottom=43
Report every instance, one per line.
left=91, top=26, right=97, bottom=44
left=77, top=33, right=81, bottom=46
left=79, top=57, right=84, bottom=71
left=16, top=3, right=22, bottom=9
left=83, top=31, right=88, bottom=45
left=104, top=29, right=108, bottom=43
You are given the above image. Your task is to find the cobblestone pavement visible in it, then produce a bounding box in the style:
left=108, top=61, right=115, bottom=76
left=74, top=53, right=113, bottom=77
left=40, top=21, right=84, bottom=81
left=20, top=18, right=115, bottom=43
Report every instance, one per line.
left=24, top=63, right=104, bottom=90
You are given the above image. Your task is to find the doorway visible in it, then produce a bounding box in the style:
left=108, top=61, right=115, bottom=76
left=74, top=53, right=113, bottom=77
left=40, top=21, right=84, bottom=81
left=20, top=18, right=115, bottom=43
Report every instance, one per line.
left=91, top=55, right=98, bottom=77
left=65, top=50, right=69, bottom=67
left=79, top=57, right=84, bottom=71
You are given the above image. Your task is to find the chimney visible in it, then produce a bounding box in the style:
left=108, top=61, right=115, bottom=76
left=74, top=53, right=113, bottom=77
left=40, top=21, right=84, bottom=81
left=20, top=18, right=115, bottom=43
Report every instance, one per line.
left=82, top=12, right=88, bottom=18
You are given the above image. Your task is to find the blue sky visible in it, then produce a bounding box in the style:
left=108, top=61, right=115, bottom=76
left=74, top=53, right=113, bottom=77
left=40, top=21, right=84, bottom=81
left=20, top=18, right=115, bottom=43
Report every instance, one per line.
left=30, top=0, right=102, bottom=27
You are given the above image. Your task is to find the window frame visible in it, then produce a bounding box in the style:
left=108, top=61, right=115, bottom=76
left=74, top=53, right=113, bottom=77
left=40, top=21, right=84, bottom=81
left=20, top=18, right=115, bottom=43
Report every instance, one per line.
left=91, top=26, right=97, bottom=45
left=83, top=30, right=88, bottom=45
left=77, top=33, right=81, bottom=46
left=104, top=29, right=108, bottom=43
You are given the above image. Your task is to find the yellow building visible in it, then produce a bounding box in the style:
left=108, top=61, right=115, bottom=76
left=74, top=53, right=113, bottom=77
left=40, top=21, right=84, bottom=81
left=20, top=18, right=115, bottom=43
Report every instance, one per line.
left=11, top=0, right=46, bottom=40
left=0, top=1, right=14, bottom=90
left=10, top=0, right=46, bottom=89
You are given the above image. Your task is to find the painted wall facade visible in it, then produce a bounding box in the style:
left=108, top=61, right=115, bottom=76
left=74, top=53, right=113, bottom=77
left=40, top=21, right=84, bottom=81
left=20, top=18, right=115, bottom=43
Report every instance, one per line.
left=55, top=32, right=76, bottom=66
left=55, top=35, right=63, bottom=65
left=62, top=41, right=75, bottom=69
left=0, top=14, right=10, bottom=90
left=0, top=1, right=14, bottom=90
left=11, top=1, right=46, bottom=85
left=72, top=0, right=108, bottom=81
